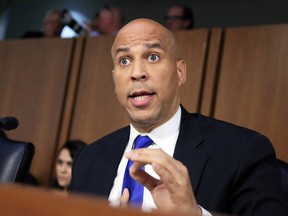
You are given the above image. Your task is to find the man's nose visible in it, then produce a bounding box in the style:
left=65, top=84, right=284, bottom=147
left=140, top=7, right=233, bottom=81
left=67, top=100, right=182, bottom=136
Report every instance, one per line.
left=130, top=61, right=148, bottom=81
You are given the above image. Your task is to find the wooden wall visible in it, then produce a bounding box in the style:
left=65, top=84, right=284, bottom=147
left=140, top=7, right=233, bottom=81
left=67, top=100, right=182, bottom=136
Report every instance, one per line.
left=213, top=24, right=288, bottom=161
left=0, top=24, right=287, bottom=186
left=0, top=38, right=77, bottom=185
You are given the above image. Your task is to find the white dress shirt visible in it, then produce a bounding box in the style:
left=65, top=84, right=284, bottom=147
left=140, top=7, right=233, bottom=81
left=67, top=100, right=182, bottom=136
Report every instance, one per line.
left=108, top=106, right=212, bottom=216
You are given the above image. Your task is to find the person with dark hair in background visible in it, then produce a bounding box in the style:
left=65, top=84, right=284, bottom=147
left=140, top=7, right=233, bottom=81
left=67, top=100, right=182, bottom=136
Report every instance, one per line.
left=21, top=8, right=64, bottom=38
left=50, top=140, right=86, bottom=192
left=82, top=5, right=125, bottom=37
left=165, top=3, right=194, bottom=31
left=70, top=18, right=288, bottom=215
left=96, top=5, right=124, bottom=35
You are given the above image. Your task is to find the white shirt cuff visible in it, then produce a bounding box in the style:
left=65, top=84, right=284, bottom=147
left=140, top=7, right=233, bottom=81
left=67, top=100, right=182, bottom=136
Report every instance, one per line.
left=199, top=205, right=213, bottom=216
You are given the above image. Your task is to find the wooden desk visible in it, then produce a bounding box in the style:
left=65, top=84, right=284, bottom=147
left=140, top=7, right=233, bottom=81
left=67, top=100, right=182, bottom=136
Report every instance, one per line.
left=0, top=184, right=229, bottom=216
left=0, top=184, right=155, bottom=216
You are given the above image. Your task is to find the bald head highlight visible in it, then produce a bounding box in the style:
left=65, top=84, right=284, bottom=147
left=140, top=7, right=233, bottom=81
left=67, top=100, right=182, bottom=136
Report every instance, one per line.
left=111, top=18, right=181, bottom=61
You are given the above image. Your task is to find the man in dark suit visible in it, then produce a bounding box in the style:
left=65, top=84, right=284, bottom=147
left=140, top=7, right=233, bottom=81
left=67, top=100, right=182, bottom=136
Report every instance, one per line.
left=70, top=18, right=288, bottom=215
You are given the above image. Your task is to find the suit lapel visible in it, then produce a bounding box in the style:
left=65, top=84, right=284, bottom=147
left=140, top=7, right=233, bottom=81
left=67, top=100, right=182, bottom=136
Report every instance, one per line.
left=173, top=107, right=209, bottom=194
left=89, top=128, right=130, bottom=197
left=91, top=108, right=208, bottom=196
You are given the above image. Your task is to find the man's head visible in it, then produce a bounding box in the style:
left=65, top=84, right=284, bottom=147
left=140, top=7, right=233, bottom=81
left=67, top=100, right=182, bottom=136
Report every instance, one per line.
left=165, top=4, right=194, bottom=31
left=111, top=18, right=186, bottom=133
left=43, top=9, right=64, bottom=37
left=98, top=5, right=124, bottom=35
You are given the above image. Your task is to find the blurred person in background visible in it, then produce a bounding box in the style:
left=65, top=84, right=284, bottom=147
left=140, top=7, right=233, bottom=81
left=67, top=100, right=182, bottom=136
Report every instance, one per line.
left=165, top=3, right=194, bottom=31
left=97, top=5, right=124, bottom=35
left=79, top=5, right=125, bottom=37
left=21, top=8, right=64, bottom=38
left=50, top=140, right=86, bottom=192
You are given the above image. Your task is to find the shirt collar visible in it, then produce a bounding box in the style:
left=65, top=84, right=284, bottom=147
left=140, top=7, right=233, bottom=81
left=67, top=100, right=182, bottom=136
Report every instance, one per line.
left=129, top=106, right=181, bottom=150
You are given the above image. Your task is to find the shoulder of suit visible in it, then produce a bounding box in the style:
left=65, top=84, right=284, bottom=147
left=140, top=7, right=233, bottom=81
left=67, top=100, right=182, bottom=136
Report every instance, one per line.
left=185, top=112, right=262, bottom=138
left=89, top=126, right=130, bottom=146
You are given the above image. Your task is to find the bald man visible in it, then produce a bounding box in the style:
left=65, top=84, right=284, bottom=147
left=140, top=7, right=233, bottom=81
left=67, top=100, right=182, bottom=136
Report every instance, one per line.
left=70, top=19, right=288, bottom=215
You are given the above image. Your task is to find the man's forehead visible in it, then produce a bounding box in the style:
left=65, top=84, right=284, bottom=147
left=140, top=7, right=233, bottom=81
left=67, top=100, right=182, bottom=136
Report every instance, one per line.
left=111, top=19, right=177, bottom=56
left=115, top=36, right=166, bottom=47
left=113, top=31, right=168, bottom=52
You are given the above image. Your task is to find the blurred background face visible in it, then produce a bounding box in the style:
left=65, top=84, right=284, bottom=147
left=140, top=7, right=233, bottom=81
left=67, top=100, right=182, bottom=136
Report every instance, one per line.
left=98, top=8, right=113, bottom=34
left=55, top=148, right=72, bottom=190
left=43, top=12, right=62, bottom=37
left=165, top=6, right=187, bottom=31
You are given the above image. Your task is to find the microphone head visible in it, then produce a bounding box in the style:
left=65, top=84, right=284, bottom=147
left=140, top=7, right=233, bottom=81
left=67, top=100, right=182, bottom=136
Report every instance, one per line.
left=0, top=116, right=19, bottom=130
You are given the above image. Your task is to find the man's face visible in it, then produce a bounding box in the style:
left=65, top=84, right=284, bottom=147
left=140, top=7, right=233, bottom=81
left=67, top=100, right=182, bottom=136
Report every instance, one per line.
left=98, top=9, right=113, bottom=34
left=43, top=13, right=62, bottom=37
left=111, top=19, right=186, bottom=132
left=165, top=6, right=187, bottom=31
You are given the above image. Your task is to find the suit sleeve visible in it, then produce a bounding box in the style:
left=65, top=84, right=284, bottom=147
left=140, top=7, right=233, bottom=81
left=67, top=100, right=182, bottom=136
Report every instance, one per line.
left=229, top=133, right=288, bottom=215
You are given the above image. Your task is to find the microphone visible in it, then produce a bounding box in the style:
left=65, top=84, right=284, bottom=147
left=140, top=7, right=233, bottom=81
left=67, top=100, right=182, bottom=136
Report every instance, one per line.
left=0, top=116, right=19, bottom=130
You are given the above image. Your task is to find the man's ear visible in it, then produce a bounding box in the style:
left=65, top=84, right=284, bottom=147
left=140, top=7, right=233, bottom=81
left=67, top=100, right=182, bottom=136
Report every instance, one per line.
left=177, top=59, right=187, bottom=87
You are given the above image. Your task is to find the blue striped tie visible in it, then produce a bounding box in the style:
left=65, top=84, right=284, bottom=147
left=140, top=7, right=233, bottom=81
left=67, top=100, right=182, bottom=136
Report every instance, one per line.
left=122, top=135, right=153, bottom=205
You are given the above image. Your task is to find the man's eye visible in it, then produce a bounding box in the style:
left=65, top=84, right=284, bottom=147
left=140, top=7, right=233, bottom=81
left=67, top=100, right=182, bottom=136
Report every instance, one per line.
left=120, top=58, right=131, bottom=65
left=148, top=54, right=160, bottom=62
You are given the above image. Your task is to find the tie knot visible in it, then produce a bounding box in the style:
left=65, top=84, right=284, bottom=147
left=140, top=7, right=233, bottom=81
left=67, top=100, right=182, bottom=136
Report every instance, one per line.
left=134, top=135, right=153, bottom=149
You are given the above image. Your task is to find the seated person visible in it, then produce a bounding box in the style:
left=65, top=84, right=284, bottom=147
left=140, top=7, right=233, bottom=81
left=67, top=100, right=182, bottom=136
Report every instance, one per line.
left=21, top=8, right=64, bottom=38
left=50, top=140, right=86, bottom=192
left=165, top=3, right=194, bottom=31
left=96, top=5, right=124, bottom=35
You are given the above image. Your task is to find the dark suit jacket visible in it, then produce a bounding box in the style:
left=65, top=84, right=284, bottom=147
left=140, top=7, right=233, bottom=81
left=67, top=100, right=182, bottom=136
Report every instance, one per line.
left=70, top=107, right=288, bottom=215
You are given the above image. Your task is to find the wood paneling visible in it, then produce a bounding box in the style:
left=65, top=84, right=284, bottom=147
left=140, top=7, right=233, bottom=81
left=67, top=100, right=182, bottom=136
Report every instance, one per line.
left=0, top=38, right=75, bottom=185
left=57, top=37, right=86, bottom=149
left=175, top=29, right=209, bottom=113
left=213, top=24, right=288, bottom=161
left=0, top=184, right=173, bottom=216
left=200, top=28, right=223, bottom=116
left=68, top=35, right=125, bottom=144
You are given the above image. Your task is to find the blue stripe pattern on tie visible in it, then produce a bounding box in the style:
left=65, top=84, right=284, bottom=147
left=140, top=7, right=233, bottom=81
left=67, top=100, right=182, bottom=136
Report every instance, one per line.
left=122, top=135, right=153, bottom=205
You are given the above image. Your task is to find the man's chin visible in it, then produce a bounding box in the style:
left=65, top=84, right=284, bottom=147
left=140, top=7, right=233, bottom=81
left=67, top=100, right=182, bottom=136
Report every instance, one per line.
left=129, top=116, right=160, bottom=132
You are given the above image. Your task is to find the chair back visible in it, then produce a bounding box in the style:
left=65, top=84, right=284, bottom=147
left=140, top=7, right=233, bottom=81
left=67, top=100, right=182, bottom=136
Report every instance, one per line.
left=0, top=137, right=35, bottom=183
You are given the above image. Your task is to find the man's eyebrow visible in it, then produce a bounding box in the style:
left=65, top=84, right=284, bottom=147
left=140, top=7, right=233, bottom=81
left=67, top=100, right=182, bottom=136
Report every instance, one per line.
left=144, top=43, right=164, bottom=50
left=114, top=43, right=164, bottom=55
left=115, top=47, right=130, bottom=55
